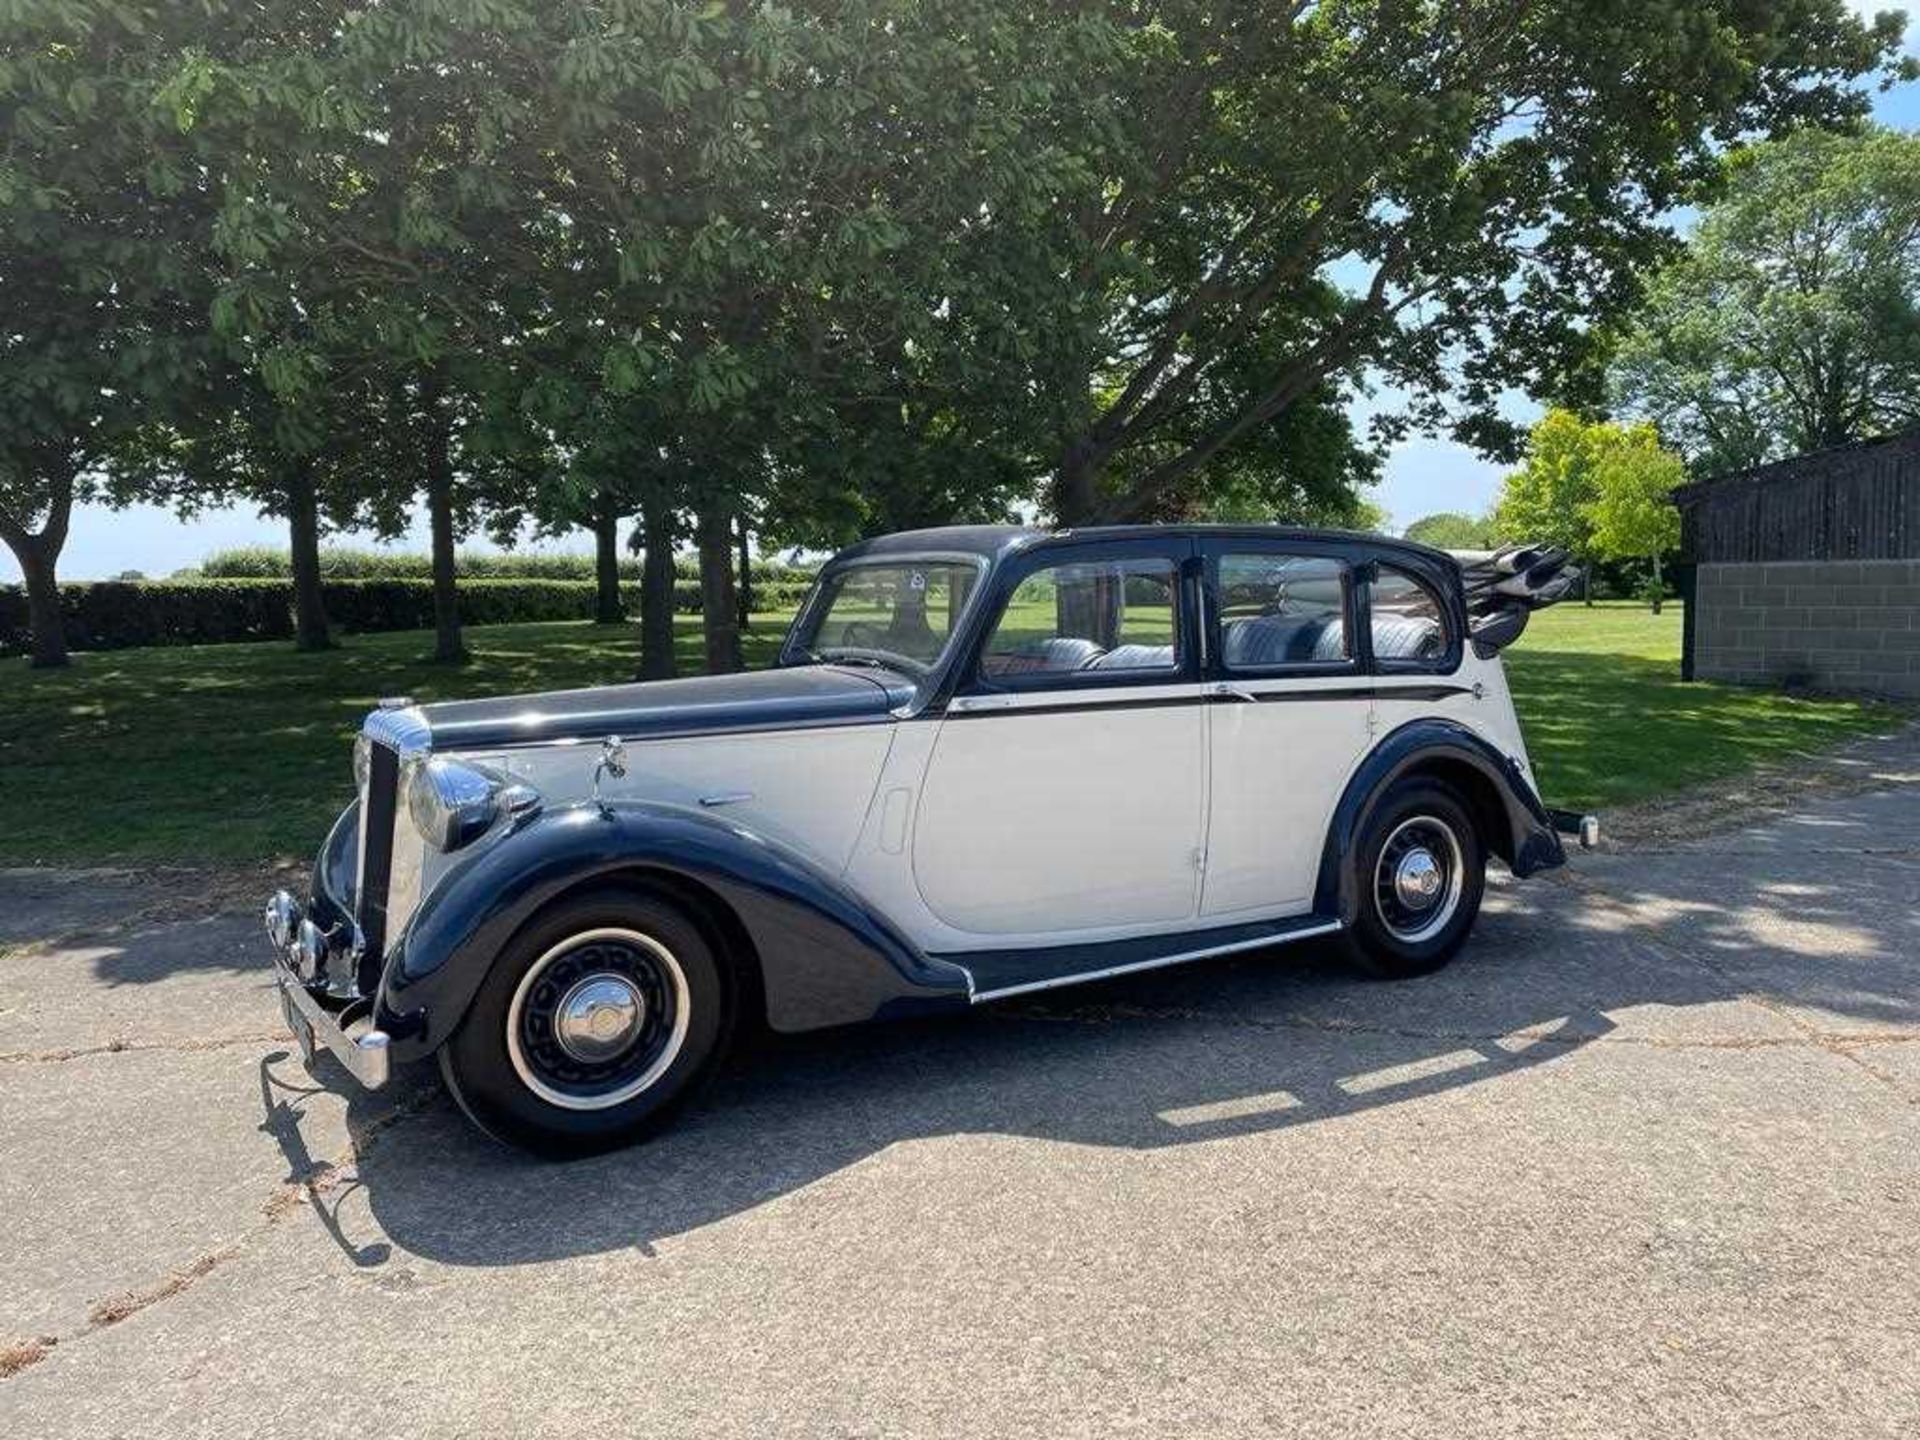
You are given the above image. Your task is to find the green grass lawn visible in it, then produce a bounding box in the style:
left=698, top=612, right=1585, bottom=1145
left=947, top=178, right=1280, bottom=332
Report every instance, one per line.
left=1504, top=601, right=1901, bottom=811
left=0, top=601, right=1902, bottom=864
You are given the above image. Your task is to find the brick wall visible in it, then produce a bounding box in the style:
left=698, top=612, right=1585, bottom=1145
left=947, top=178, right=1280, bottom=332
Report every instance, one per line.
left=1693, top=559, right=1920, bottom=698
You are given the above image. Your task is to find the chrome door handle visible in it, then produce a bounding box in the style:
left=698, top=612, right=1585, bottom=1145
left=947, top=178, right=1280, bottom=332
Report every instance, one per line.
left=953, top=694, right=1016, bottom=712
left=1212, top=683, right=1260, bottom=703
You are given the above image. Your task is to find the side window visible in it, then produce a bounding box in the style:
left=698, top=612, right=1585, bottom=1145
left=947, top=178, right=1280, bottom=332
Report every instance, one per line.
left=1216, top=554, right=1350, bottom=670
left=980, top=558, right=1179, bottom=681
left=1370, top=565, right=1449, bottom=667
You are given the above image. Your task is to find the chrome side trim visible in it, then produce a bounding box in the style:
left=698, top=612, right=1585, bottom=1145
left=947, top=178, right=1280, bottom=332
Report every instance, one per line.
left=965, top=920, right=1343, bottom=1003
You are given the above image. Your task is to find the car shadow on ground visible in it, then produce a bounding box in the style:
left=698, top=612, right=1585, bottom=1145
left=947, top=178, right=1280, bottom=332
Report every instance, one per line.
left=245, top=839, right=1920, bottom=1273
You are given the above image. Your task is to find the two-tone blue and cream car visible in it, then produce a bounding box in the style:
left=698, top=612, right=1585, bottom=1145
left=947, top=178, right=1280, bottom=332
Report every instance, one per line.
left=266, top=524, right=1592, bottom=1155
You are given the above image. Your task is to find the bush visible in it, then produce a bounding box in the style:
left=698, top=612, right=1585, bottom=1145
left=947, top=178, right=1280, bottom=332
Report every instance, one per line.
left=197, top=544, right=819, bottom=586
left=0, top=573, right=821, bottom=656
left=0, top=579, right=581, bottom=655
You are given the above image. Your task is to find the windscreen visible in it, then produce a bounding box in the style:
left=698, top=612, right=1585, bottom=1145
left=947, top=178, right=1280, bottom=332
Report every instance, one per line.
left=792, top=561, right=982, bottom=672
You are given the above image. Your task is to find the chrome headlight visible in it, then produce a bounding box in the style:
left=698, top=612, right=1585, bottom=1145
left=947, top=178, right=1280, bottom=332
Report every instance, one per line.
left=405, top=757, right=538, bottom=852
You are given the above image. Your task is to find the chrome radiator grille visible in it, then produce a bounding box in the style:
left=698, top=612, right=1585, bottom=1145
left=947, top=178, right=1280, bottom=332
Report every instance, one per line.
left=353, top=703, right=432, bottom=979
left=354, top=739, right=401, bottom=968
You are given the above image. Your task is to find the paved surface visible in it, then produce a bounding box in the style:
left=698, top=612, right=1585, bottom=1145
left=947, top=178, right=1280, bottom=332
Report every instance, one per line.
left=3, top=747, right=1918, bottom=1438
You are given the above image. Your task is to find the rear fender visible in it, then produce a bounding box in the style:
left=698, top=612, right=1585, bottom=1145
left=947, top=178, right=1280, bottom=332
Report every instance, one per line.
left=373, top=802, right=970, bottom=1059
left=1314, top=719, right=1565, bottom=926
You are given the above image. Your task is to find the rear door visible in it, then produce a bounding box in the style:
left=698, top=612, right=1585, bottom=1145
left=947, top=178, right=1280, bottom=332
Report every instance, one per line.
left=910, top=538, right=1207, bottom=939
left=1199, top=542, right=1374, bottom=917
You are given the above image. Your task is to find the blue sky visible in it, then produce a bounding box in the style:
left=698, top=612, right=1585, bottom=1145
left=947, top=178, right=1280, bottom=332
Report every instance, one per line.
left=12, top=13, right=1919, bottom=581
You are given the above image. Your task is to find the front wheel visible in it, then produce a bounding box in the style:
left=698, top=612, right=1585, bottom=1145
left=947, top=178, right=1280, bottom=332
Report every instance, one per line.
left=1340, top=780, right=1485, bottom=979
left=438, top=888, right=732, bottom=1157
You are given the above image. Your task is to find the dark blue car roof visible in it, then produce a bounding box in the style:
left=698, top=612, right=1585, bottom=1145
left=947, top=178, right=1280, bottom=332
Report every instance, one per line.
left=830, top=523, right=1457, bottom=571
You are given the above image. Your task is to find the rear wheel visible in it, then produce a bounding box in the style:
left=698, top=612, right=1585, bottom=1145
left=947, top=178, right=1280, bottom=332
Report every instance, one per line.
left=1340, top=780, right=1484, bottom=979
left=438, top=888, right=732, bottom=1157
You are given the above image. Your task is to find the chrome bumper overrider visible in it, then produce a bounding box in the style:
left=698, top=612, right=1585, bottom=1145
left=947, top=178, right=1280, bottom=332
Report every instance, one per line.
left=1548, top=808, right=1601, bottom=850
left=265, top=890, right=391, bottom=1089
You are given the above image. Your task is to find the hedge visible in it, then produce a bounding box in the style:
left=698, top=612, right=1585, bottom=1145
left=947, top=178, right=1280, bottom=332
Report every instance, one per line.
left=0, top=576, right=816, bottom=656
left=195, top=544, right=818, bottom=586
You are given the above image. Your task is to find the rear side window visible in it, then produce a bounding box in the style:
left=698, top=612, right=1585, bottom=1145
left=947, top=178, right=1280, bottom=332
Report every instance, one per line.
left=1216, top=554, right=1350, bottom=670
left=1370, top=565, right=1449, bottom=667
left=981, top=558, right=1179, bottom=681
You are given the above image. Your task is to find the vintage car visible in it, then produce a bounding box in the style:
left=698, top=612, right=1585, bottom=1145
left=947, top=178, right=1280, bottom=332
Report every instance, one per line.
left=266, top=524, right=1593, bottom=1155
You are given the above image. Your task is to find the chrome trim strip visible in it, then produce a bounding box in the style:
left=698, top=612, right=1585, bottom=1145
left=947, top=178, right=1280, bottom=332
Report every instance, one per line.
left=429, top=712, right=896, bottom=755
left=964, top=920, right=1343, bottom=1003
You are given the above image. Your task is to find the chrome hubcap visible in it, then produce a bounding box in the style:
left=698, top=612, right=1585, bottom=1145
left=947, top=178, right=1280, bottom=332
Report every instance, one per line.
left=553, top=974, right=646, bottom=1064
left=506, top=928, right=692, bottom=1112
left=1393, top=848, right=1444, bottom=911
left=1373, top=816, right=1465, bottom=944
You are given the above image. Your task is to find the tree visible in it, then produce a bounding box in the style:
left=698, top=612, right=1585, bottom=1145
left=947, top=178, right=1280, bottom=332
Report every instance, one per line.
left=1610, top=125, right=1920, bottom=476
left=1493, top=409, right=1614, bottom=600
left=0, top=2, right=221, bottom=666
left=1585, top=428, right=1685, bottom=613
left=1030, top=1, right=1904, bottom=524
left=1404, top=512, right=1499, bottom=550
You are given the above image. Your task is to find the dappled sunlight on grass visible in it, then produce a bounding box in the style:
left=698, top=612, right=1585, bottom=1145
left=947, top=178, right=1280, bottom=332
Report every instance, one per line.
left=0, top=615, right=791, bottom=863
left=1503, top=602, right=1900, bottom=810
left=0, top=601, right=1899, bottom=863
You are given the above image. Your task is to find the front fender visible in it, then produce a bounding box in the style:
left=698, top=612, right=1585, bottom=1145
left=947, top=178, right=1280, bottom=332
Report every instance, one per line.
left=1313, top=719, right=1565, bottom=926
left=372, top=801, right=970, bottom=1059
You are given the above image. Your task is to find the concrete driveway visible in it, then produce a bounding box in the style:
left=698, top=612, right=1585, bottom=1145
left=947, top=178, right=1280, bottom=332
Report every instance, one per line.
left=3, top=743, right=1917, bottom=1438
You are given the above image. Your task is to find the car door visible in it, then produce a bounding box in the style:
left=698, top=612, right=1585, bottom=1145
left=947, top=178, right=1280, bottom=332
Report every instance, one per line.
left=1199, top=542, right=1375, bottom=917
left=910, top=538, right=1207, bottom=939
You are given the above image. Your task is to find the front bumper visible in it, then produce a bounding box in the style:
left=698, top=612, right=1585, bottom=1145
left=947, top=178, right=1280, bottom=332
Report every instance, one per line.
left=265, top=889, right=392, bottom=1089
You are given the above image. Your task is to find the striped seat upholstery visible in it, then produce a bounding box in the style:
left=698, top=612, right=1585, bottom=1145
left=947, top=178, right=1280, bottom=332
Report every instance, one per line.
left=1221, top=614, right=1347, bottom=666
left=1083, top=644, right=1176, bottom=671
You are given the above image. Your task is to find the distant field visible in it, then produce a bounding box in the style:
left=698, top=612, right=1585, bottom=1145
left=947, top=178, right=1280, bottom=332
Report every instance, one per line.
left=0, top=601, right=1901, bottom=863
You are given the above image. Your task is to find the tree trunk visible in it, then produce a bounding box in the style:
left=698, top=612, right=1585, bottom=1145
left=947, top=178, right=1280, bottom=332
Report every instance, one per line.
left=698, top=506, right=742, bottom=675
left=423, top=379, right=466, bottom=663
left=735, top=514, right=753, bottom=630
left=1648, top=553, right=1664, bottom=616
left=593, top=492, right=623, bottom=625
left=1, top=468, right=77, bottom=668
left=286, top=462, right=332, bottom=652
left=637, top=498, right=678, bottom=681
left=1056, top=569, right=1123, bottom=648
left=1051, top=440, right=1104, bottom=526
left=15, top=539, right=68, bottom=669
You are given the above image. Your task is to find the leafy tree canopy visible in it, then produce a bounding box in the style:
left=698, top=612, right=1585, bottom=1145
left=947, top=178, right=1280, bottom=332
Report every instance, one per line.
left=1586, top=429, right=1685, bottom=570
left=1493, top=408, right=1612, bottom=559
left=1403, top=512, right=1500, bottom=551
left=1610, top=125, right=1920, bottom=477
left=1038, top=0, right=1908, bottom=522
left=1495, top=408, right=1686, bottom=610
left=0, top=0, right=231, bottom=662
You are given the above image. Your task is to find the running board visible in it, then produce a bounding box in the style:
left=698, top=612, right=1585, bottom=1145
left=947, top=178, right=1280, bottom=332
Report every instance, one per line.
left=946, top=914, right=1344, bottom=1004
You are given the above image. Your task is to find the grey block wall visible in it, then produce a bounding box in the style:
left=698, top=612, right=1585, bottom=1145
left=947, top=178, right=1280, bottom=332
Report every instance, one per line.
left=1693, top=560, right=1920, bottom=699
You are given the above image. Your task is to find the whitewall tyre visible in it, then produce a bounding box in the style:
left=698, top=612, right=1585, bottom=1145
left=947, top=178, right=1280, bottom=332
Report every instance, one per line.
left=439, top=888, right=732, bottom=1157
